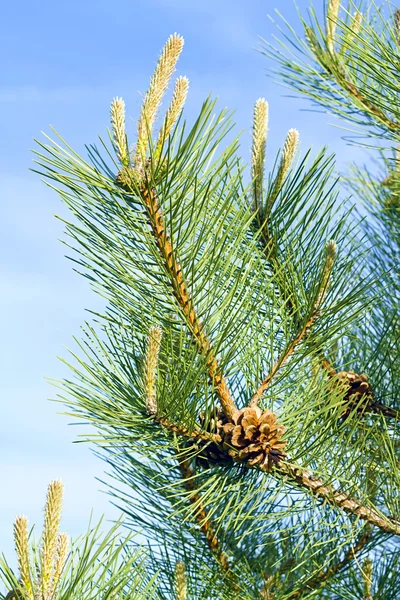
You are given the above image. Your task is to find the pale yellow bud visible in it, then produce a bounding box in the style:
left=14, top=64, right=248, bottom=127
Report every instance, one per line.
left=351, top=11, right=362, bottom=37
left=47, top=532, right=69, bottom=599
left=137, top=33, right=184, bottom=167
left=327, top=0, right=341, bottom=54
left=145, top=326, right=163, bottom=414
left=315, top=240, right=337, bottom=311
left=269, top=128, right=299, bottom=206
left=40, top=480, right=64, bottom=599
left=110, top=97, right=130, bottom=167
left=157, top=76, right=189, bottom=151
left=175, top=561, right=187, bottom=600
left=251, top=98, right=269, bottom=210
left=362, top=558, right=373, bottom=600
left=395, top=9, right=400, bottom=46
left=14, top=516, right=34, bottom=600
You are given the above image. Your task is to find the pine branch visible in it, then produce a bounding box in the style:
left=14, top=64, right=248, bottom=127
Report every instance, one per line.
left=368, top=401, right=399, bottom=420
left=276, top=461, right=400, bottom=536
left=302, top=19, right=400, bottom=135
left=179, top=459, right=232, bottom=573
left=251, top=241, right=337, bottom=407
left=250, top=313, right=317, bottom=407
left=154, top=415, right=400, bottom=537
left=332, top=61, right=399, bottom=135
left=154, top=415, right=221, bottom=443
left=120, top=177, right=237, bottom=419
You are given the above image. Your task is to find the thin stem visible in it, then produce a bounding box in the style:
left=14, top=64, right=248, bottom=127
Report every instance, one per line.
left=155, top=415, right=221, bottom=443
left=250, top=313, right=316, bottom=407
left=285, top=525, right=372, bottom=598
left=179, top=459, right=232, bottom=572
left=139, top=184, right=237, bottom=418
left=276, top=461, right=400, bottom=536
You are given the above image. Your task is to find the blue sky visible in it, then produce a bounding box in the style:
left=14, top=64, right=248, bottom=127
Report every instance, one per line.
left=1, top=0, right=368, bottom=582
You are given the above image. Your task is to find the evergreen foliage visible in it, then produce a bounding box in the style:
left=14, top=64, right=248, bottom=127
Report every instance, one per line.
left=2, top=1, right=400, bottom=597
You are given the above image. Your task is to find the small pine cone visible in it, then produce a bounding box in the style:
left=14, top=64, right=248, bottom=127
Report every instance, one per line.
left=189, top=408, right=233, bottom=468
left=116, top=165, right=145, bottom=191
left=222, top=407, right=287, bottom=472
left=336, top=370, right=374, bottom=418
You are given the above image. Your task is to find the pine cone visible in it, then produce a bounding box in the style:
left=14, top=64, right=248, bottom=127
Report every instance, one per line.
left=189, top=408, right=232, bottom=468
left=223, top=407, right=287, bottom=472
left=336, top=370, right=374, bottom=418
left=189, top=406, right=287, bottom=471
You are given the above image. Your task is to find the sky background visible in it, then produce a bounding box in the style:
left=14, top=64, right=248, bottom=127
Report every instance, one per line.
left=1, top=0, right=369, bottom=586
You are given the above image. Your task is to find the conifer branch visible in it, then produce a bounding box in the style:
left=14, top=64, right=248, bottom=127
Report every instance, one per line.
left=136, top=34, right=184, bottom=168
left=335, top=69, right=399, bottom=135
left=166, top=423, right=400, bottom=537
left=367, top=401, right=400, bottom=420
left=250, top=241, right=336, bottom=407
left=13, top=516, right=34, bottom=600
left=125, top=182, right=237, bottom=419
left=304, top=23, right=400, bottom=134
left=155, top=415, right=221, bottom=443
left=276, top=461, right=400, bottom=536
left=285, top=525, right=372, bottom=598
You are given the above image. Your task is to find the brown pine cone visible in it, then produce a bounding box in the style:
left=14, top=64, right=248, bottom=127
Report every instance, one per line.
left=189, top=406, right=287, bottom=471
left=335, top=371, right=374, bottom=418
left=189, top=408, right=232, bottom=468
left=222, top=407, right=287, bottom=472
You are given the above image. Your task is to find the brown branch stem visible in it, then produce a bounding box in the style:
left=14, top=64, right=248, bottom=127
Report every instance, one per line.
left=139, top=184, right=237, bottom=419
left=276, top=461, right=400, bottom=536
left=250, top=313, right=317, bottom=407
left=154, top=415, right=221, bottom=443
left=155, top=417, right=400, bottom=537
left=259, top=220, right=299, bottom=319
left=179, top=458, right=232, bottom=572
